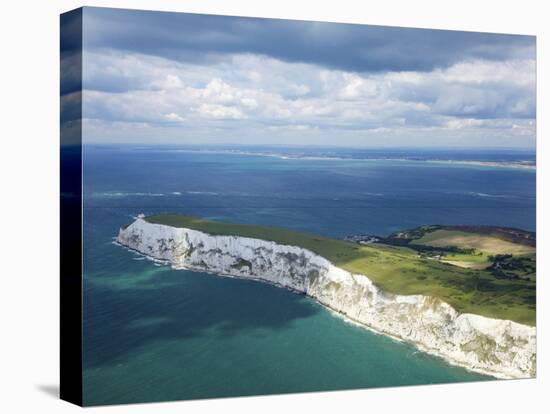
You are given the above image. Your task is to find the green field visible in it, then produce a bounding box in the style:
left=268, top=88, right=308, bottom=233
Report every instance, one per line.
left=415, top=229, right=535, bottom=254
left=144, top=214, right=536, bottom=325
left=382, top=226, right=536, bottom=280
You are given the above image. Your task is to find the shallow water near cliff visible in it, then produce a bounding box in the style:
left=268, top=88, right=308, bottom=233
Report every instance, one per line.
left=82, top=146, right=535, bottom=405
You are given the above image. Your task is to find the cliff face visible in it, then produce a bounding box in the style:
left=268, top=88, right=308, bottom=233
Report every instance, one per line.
left=117, top=218, right=536, bottom=379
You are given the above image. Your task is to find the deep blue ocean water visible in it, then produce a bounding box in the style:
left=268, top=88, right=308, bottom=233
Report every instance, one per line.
left=82, top=146, right=535, bottom=405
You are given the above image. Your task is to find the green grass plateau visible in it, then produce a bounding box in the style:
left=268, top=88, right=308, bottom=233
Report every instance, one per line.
left=145, top=214, right=536, bottom=326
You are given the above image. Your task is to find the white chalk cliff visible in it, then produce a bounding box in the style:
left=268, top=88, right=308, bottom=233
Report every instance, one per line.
left=117, top=217, right=536, bottom=379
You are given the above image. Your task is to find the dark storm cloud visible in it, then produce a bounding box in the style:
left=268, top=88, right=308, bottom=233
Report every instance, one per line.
left=60, top=7, right=82, bottom=141
left=83, top=7, right=535, bottom=73
left=60, top=9, right=82, bottom=96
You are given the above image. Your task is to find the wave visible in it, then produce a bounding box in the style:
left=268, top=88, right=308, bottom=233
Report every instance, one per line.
left=93, top=190, right=221, bottom=198
left=468, top=192, right=511, bottom=199
left=187, top=191, right=219, bottom=195
left=95, top=192, right=165, bottom=197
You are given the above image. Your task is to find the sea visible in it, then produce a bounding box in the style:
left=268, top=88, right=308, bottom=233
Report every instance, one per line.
left=81, top=145, right=536, bottom=405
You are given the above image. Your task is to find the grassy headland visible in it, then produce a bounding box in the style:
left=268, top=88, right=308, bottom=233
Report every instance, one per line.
left=144, top=214, right=536, bottom=325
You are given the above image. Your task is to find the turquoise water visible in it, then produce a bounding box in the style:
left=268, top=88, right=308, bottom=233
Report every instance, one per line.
left=82, top=146, right=535, bottom=405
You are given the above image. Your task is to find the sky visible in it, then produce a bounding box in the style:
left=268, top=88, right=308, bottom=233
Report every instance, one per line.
left=64, top=7, right=536, bottom=148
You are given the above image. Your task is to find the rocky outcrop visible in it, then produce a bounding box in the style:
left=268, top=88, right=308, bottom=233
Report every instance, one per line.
left=116, top=217, right=536, bottom=379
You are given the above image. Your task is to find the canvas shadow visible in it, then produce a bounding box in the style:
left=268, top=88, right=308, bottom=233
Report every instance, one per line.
left=36, top=384, right=59, bottom=399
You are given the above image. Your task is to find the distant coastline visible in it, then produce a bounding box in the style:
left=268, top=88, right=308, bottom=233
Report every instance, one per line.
left=426, top=160, right=536, bottom=170
left=129, top=147, right=535, bottom=170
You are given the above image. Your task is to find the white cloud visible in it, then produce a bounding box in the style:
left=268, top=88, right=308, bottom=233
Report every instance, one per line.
left=81, top=50, right=535, bottom=147
left=196, top=104, right=245, bottom=120
left=163, top=112, right=185, bottom=122
left=441, top=60, right=535, bottom=85
left=446, top=118, right=485, bottom=129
